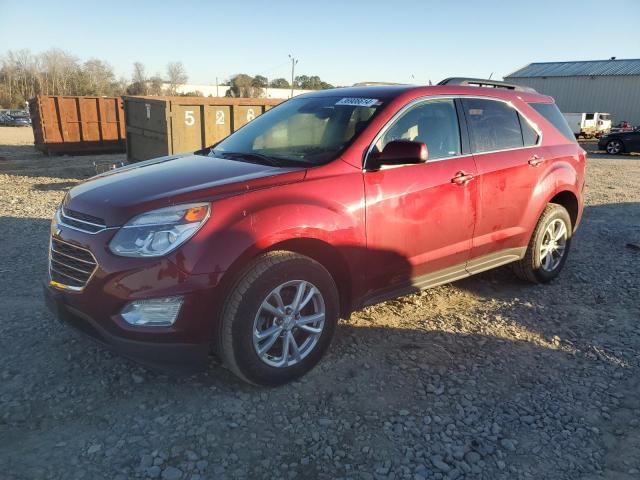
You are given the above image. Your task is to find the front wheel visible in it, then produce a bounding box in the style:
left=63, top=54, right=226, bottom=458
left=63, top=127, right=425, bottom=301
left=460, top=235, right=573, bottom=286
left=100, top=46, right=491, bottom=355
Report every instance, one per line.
left=219, top=251, right=339, bottom=386
left=513, top=204, right=572, bottom=283
left=606, top=139, right=623, bottom=155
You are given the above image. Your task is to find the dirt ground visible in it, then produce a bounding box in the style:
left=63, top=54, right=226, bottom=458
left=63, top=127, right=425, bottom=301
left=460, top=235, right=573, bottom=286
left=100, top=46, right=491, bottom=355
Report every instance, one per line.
left=1, top=126, right=639, bottom=480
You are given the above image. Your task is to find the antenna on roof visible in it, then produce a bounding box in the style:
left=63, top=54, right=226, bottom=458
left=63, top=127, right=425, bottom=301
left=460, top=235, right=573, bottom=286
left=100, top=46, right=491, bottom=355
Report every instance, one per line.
left=610, top=56, right=617, bottom=60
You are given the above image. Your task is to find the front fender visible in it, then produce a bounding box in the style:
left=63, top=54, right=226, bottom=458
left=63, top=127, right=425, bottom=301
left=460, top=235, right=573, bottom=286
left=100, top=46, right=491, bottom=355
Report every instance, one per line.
left=171, top=166, right=367, bottom=285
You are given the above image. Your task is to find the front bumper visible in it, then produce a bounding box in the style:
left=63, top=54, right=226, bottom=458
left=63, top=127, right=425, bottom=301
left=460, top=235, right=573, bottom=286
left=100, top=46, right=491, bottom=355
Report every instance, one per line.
left=44, top=217, right=229, bottom=373
left=44, top=281, right=211, bottom=373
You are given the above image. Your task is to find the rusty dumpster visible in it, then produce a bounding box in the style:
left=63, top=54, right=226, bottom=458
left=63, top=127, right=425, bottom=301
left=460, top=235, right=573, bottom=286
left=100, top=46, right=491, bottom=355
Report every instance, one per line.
left=29, top=95, right=126, bottom=155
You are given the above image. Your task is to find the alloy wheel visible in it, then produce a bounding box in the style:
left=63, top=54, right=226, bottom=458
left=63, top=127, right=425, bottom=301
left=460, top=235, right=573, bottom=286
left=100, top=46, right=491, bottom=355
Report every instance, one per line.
left=252, top=280, right=325, bottom=368
left=539, top=218, right=568, bottom=272
left=606, top=140, right=622, bottom=155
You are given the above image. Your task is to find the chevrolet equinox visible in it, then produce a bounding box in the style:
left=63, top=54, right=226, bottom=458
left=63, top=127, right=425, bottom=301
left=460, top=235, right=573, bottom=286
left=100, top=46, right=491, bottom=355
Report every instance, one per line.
left=45, top=78, right=586, bottom=385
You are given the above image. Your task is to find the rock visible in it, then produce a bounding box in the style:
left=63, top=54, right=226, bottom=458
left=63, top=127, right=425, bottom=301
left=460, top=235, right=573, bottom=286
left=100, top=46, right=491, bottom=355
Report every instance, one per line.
left=500, top=439, right=516, bottom=451
left=87, top=444, right=101, bottom=455
left=521, top=415, right=535, bottom=424
left=140, top=454, right=154, bottom=469
left=430, top=455, right=451, bottom=472
left=464, top=451, right=481, bottom=464
left=146, top=466, right=161, bottom=479
left=161, top=466, right=183, bottom=480
left=185, top=450, right=198, bottom=461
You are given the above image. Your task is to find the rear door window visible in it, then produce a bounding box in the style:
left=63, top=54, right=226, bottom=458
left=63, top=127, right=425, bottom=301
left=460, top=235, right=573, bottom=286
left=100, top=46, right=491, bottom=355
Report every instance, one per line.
left=461, top=98, right=524, bottom=153
left=530, top=102, right=577, bottom=142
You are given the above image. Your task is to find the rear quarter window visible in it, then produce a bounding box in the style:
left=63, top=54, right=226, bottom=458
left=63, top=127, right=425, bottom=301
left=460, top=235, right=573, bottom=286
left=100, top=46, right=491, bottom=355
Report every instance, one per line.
left=518, top=113, right=540, bottom=147
left=531, top=103, right=577, bottom=142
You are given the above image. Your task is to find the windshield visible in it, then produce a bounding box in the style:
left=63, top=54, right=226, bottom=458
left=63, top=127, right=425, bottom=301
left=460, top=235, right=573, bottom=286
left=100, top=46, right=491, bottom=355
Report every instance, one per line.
left=209, top=96, right=383, bottom=166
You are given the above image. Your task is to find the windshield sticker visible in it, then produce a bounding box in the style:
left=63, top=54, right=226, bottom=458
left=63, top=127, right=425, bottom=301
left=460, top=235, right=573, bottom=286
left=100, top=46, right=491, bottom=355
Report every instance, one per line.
left=335, top=98, right=380, bottom=107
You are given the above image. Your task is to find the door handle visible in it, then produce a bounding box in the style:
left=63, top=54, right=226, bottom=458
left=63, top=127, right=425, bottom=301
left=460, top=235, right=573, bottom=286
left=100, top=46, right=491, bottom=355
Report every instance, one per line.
left=528, top=155, right=544, bottom=166
left=451, top=171, right=474, bottom=185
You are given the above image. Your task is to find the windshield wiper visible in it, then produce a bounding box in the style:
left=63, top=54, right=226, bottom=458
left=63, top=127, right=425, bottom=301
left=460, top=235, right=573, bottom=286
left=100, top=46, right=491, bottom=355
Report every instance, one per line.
left=212, top=150, right=282, bottom=167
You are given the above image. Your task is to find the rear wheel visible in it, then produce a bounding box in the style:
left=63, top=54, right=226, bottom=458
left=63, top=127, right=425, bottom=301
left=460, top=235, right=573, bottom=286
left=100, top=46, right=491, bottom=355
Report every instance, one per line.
left=513, top=204, right=572, bottom=283
left=606, top=139, right=623, bottom=155
left=219, top=251, right=339, bottom=386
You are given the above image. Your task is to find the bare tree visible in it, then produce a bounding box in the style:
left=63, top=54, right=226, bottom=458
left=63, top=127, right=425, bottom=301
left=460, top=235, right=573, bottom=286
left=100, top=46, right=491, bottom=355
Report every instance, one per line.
left=127, top=62, right=148, bottom=95
left=0, top=48, right=127, bottom=107
left=82, top=59, right=116, bottom=95
left=166, top=61, right=187, bottom=95
left=132, top=62, right=146, bottom=85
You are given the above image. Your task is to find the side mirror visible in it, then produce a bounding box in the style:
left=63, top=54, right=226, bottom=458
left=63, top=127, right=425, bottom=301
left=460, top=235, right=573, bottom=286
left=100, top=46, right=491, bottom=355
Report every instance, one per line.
left=368, top=140, right=428, bottom=170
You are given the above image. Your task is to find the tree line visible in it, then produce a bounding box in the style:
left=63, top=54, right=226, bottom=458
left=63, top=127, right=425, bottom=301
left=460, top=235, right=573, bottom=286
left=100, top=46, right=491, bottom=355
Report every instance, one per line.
left=226, top=74, right=334, bottom=97
left=0, top=48, right=335, bottom=108
left=0, top=49, right=190, bottom=108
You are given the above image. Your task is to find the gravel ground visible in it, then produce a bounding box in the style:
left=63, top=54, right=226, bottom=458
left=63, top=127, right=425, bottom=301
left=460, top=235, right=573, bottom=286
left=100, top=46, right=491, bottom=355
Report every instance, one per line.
left=1, top=126, right=639, bottom=480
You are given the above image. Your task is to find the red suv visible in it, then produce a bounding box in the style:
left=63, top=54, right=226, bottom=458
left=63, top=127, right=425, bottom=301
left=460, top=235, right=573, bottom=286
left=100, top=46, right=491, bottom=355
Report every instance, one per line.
left=45, top=78, right=585, bottom=385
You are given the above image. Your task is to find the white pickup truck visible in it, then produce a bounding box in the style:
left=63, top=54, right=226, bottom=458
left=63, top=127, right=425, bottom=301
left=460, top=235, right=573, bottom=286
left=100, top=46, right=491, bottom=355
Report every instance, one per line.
left=562, top=112, right=612, bottom=138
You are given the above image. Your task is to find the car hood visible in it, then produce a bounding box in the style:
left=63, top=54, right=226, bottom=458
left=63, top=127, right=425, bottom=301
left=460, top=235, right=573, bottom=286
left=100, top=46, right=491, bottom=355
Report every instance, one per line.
left=64, top=153, right=306, bottom=226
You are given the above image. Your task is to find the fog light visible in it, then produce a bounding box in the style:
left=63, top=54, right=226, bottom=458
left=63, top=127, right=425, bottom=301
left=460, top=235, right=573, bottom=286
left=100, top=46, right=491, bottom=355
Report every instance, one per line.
left=120, top=296, right=184, bottom=326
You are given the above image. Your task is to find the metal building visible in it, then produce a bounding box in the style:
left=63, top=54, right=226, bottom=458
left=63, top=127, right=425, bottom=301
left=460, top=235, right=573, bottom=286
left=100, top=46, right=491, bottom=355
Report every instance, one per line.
left=504, top=59, right=640, bottom=125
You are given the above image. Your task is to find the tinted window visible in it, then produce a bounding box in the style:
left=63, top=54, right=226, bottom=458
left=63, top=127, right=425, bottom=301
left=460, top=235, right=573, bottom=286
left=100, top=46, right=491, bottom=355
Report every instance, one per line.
left=519, top=113, right=540, bottom=147
left=376, top=99, right=461, bottom=160
left=530, top=102, right=577, bottom=142
left=462, top=98, right=523, bottom=153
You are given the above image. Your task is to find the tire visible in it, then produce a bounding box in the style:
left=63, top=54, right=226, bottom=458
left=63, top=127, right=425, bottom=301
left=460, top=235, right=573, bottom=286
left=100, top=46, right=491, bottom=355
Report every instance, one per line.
left=606, top=139, right=624, bottom=155
left=512, top=204, right=572, bottom=283
left=219, top=251, right=339, bottom=386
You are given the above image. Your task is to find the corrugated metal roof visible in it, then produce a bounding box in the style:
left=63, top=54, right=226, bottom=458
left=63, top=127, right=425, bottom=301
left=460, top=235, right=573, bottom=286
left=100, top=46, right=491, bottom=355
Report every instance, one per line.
left=506, top=59, right=640, bottom=78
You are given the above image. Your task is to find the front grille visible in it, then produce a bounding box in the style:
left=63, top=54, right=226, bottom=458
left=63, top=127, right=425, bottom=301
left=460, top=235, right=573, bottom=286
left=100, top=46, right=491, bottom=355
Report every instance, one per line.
left=60, top=207, right=106, bottom=233
left=49, top=238, right=98, bottom=290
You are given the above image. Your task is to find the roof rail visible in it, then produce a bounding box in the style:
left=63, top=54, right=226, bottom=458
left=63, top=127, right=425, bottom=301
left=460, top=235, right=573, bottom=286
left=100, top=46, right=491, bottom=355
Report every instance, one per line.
left=437, top=77, right=537, bottom=93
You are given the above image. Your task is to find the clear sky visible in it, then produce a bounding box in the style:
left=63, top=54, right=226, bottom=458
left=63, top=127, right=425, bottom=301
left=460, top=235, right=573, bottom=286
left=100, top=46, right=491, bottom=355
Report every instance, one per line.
left=1, top=0, right=639, bottom=86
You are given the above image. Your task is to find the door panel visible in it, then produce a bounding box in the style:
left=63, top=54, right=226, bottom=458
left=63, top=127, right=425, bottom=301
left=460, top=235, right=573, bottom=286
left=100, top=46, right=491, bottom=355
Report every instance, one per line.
left=364, top=157, right=477, bottom=295
left=470, top=148, right=542, bottom=258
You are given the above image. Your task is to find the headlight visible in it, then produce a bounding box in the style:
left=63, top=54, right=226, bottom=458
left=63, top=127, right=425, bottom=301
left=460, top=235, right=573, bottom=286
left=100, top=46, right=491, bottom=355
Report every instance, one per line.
left=109, top=203, right=210, bottom=257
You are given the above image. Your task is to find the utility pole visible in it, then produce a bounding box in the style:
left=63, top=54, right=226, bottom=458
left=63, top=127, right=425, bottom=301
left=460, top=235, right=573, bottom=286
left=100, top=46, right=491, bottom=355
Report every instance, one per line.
left=216, top=77, right=219, bottom=97
left=288, top=54, right=298, bottom=98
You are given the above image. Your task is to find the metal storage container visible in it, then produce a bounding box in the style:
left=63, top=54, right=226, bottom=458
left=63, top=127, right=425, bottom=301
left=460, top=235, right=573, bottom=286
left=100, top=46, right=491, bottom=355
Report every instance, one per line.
left=29, top=95, right=126, bottom=154
left=123, top=96, right=284, bottom=162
